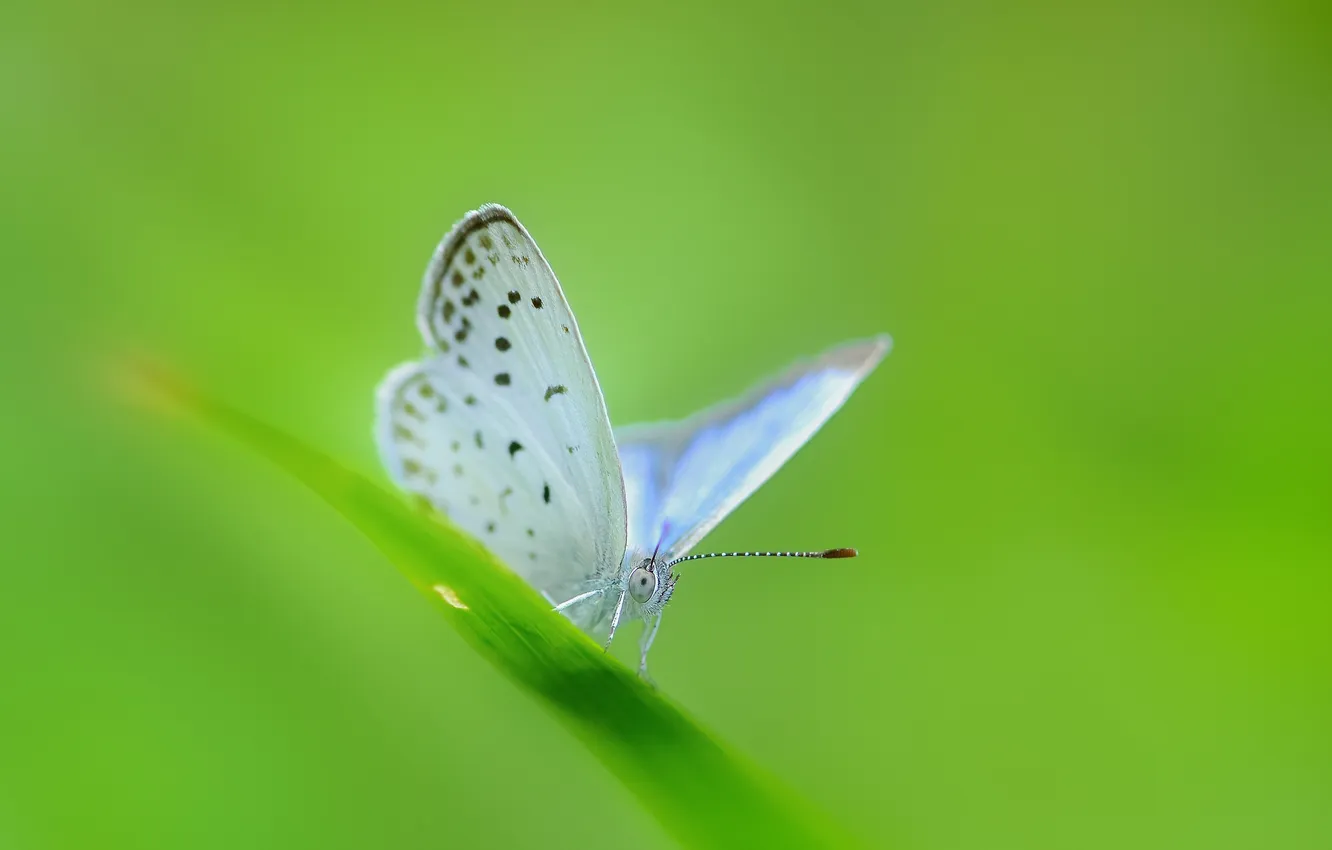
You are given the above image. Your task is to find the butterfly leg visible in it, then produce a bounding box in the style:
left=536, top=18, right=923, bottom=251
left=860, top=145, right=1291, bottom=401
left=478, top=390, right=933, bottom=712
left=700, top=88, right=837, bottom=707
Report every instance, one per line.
left=604, top=590, right=628, bottom=651
left=637, top=612, right=663, bottom=682
left=551, top=588, right=602, bottom=613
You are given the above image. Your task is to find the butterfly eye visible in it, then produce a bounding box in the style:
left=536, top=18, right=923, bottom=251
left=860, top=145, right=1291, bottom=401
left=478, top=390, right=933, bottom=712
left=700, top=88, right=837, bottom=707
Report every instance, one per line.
left=628, top=567, right=657, bottom=604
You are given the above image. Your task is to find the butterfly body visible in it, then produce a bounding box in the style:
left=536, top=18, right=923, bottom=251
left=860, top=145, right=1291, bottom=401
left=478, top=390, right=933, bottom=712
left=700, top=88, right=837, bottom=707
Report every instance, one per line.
left=377, top=204, right=888, bottom=676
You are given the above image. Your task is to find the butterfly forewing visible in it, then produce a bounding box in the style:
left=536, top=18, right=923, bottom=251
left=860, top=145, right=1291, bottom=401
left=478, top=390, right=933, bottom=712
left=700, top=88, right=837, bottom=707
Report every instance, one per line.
left=615, top=336, right=890, bottom=560
left=377, top=205, right=627, bottom=602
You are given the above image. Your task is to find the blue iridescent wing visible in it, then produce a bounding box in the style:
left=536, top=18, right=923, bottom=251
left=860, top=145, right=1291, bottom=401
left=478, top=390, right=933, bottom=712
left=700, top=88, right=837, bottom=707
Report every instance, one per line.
left=614, top=335, right=890, bottom=561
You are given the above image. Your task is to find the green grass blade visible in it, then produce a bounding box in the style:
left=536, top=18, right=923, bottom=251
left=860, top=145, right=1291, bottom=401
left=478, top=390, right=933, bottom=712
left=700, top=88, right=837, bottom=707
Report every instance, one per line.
left=125, top=361, right=863, bottom=849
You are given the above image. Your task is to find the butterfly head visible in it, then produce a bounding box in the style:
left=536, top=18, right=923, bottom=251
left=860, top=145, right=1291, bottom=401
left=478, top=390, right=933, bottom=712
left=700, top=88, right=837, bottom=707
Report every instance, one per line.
left=626, top=555, right=678, bottom=610
left=624, top=523, right=678, bottom=610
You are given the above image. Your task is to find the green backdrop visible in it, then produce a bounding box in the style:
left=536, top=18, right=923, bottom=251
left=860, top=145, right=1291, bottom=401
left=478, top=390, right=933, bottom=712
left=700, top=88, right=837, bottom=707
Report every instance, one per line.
left=3, top=0, right=1329, bottom=847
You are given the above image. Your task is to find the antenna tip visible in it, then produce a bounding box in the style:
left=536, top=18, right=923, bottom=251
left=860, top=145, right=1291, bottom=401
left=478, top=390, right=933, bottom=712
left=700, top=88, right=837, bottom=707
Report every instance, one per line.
left=821, top=548, right=858, bottom=559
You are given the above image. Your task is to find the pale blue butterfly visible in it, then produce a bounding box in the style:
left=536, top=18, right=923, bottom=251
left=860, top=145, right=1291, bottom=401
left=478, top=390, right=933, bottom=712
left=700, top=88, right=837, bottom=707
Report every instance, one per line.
left=376, top=204, right=889, bottom=677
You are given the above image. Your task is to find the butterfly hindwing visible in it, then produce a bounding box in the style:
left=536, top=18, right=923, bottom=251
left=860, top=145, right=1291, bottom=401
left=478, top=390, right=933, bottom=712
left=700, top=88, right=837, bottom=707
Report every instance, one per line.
left=376, top=205, right=627, bottom=601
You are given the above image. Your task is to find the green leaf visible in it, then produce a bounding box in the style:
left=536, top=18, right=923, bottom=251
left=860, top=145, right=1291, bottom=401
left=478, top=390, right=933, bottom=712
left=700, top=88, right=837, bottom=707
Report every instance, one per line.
left=124, top=361, right=863, bottom=849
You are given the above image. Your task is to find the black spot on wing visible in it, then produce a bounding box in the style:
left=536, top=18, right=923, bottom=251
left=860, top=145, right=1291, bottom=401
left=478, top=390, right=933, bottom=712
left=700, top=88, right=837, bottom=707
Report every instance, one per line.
left=462, top=288, right=480, bottom=307
left=457, top=355, right=469, bottom=368
left=464, top=248, right=476, bottom=264
left=474, top=430, right=483, bottom=449
left=495, top=337, right=511, bottom=351
left=451, top=270, right=465, bottom=287
left=497, top=304, right=511, bottom=319
left=464, top=394, right=477, bottom=406
left=531, top=296, right=543, bottom=309
left=507, top=290, right=521, bottom=304
left=442, top=299, right=456, bottom=323
left=542, top=483, right=550, bottom=504
left=544, top=384, right=568, bottom=401
left=494, top=373, right=510, bottom=386
left=403, top=462, right=437, bottom=484
left=508, top=441, right=523, bottom=458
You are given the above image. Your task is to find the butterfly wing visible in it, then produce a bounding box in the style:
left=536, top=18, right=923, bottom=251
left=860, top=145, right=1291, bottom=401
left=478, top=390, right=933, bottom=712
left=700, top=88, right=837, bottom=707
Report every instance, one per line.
left=376, top=205, right=627, bottom=616
left=615, top=336, right=890, bottom=560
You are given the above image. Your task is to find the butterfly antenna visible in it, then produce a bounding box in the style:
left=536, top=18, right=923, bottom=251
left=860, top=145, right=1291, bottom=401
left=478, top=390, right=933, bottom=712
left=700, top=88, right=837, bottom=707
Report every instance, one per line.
left=648, top=522, right=671, bottom=572
left=661, top=548, right=857, bottom=570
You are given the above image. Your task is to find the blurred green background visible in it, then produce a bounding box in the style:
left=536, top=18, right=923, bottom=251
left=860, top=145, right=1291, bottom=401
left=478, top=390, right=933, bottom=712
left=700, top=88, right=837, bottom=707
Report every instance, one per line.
left=3, top=0, right=1330, bottom=847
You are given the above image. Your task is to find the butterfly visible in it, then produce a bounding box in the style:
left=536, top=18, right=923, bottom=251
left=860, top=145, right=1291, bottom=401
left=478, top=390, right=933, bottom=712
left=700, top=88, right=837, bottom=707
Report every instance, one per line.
left=376, top=204, right=889, bottom=678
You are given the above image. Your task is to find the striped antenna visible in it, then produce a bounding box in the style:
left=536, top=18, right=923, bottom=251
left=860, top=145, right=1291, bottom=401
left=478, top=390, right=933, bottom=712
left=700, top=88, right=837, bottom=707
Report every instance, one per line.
left=661, top=548, right=857, bottom=570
